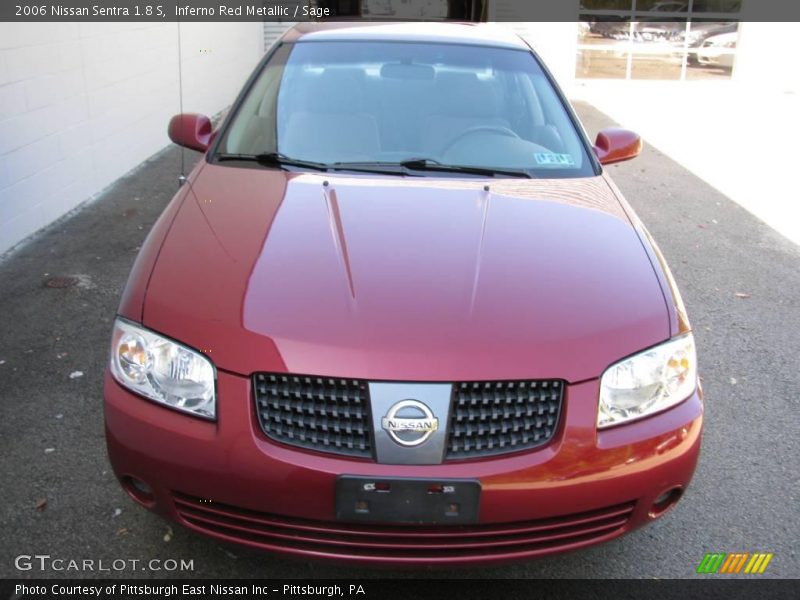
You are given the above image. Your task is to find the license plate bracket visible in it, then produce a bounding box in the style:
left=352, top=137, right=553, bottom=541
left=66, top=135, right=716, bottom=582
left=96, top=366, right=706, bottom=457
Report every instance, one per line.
left=336, top=476, right=481, bottom=524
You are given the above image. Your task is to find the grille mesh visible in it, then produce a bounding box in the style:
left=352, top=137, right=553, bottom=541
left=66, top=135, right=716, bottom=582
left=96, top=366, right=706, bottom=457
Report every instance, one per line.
left=253, top=374, right=563, bottom=460
left=447, top=380, right=563, bottom=459
left=253, top=374, right=372, bottom=458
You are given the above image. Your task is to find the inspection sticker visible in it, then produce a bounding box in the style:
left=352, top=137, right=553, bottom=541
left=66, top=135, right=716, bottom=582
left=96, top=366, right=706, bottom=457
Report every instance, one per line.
left=534, top=153, right=575, bottom=166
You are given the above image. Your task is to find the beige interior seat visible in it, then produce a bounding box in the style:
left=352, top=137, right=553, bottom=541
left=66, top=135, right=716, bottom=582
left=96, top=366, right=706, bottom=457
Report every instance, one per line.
left=281, top=69, right=380, bottom=163
left=421, top=72, right=511, bottom=157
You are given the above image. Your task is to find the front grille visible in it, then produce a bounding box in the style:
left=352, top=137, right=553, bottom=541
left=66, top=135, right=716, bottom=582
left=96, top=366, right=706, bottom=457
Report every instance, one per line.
left=253, top=374, right=372, bottom=458
left=173, top=491, right=635, bottom=563
left=447, top=380, right=563, bottom=459
left=253, top=374, right=564, bottom=460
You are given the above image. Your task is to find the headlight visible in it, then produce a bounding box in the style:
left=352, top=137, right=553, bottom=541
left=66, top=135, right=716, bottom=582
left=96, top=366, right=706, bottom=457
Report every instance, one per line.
left=109, top=318, right=216, bottom=419
left=598, top=333, right=697, bottom=429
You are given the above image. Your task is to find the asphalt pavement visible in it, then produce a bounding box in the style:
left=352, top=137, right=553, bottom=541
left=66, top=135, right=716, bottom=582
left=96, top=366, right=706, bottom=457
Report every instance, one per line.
left=0, top=103, right=798, bottom=579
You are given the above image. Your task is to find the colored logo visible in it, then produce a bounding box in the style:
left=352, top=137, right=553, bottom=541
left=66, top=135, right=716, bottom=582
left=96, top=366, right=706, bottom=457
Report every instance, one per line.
left=697, top=553, right=774, bottom=574
left=381, top=400, right=439, bottom=447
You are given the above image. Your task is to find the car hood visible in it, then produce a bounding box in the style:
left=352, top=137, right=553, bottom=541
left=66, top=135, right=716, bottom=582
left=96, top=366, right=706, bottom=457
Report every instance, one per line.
left=143, top=163, right=669, bottom=382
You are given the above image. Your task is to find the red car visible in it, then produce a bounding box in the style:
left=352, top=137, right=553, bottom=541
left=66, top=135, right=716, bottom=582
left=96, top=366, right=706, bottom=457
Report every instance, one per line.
left=105, top=22, right=702, bottom=566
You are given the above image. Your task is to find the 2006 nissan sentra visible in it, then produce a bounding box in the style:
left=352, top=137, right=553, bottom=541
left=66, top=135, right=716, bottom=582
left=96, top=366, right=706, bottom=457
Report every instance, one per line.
left=104, top=22, right=703, bottom=566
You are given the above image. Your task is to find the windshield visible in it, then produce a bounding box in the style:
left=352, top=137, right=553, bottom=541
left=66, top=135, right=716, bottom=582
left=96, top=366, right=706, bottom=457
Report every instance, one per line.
left=217, top=40, right=594, bottom=177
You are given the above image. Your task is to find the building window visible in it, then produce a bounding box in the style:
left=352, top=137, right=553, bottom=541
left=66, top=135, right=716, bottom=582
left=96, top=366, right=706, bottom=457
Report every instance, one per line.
left=577, top=0, right=741, bottom=80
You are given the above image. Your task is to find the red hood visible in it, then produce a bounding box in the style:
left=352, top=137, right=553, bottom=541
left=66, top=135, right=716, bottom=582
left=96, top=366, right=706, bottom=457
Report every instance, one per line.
left=142, top=163, right=669, bottom=382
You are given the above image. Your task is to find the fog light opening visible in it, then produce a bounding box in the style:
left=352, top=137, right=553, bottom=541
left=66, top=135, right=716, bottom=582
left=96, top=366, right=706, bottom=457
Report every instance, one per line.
left=121, top=475, right=155, bottom=507
left=649, top=486, right=683, bottom=518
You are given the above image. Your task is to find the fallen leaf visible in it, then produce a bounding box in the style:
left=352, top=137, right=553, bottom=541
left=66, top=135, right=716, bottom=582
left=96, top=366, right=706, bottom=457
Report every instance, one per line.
left=69, top=371, right=84, bottom=379
left=735, top=292, right=751, bottom=299
left=113, top=508, right=122, bottom=518
left=163, top=526, right=173, bottom=542
left=116, top=528, right=129, bottom=536
left=35, top=499, right=48, bottom=512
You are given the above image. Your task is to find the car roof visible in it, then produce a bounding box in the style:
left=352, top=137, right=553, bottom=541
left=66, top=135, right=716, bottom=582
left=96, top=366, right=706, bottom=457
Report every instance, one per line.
left=283, top=22, right=530, bottom=50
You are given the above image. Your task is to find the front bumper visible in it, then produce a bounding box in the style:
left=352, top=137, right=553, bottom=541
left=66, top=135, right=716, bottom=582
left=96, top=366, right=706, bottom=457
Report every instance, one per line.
left=104, top=369, right=703, bottom=566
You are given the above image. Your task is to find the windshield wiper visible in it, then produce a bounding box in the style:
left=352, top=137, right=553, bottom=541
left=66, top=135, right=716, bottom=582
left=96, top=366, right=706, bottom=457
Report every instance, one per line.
left=332, top=159, right=533, bottom=179
left=215, top=154, right=532, bottom=179
left=215, top=152, right=330, bottom=172
left=399, top=158, right=533, bottom=179
left=216, top=153, right=407, bottom=176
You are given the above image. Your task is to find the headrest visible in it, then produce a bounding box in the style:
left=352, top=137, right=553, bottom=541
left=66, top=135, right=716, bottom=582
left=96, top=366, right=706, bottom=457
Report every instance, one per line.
left=306, top=69, right=367, bottom=113
left=435, top=72, right=501, bottom=118
left=380, top=63, right=436, bottom=81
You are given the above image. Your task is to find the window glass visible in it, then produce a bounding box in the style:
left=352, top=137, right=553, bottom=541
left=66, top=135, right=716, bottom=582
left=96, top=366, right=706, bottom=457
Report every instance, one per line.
left=220, top=41, right=593, bottom=177
left=577, top=0, right=741, bottom=80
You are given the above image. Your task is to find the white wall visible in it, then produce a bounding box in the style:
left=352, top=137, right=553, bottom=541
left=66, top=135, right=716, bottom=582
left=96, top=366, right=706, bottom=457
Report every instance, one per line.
left=264, top=22, right=295, bottom=52
left=734, top=22, right=799, bottom=94
left=502, top=23, right=578, bottom=95
left=0, top=22, right=263, bottom=255
left=489, top=0, right=578, bottom=92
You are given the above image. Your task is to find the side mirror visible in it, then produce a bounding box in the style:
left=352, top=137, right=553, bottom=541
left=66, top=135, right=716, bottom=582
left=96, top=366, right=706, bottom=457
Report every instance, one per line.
left=593, top=128, right=642, bottom=165
left=168, top=113, right=213, bottom=152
